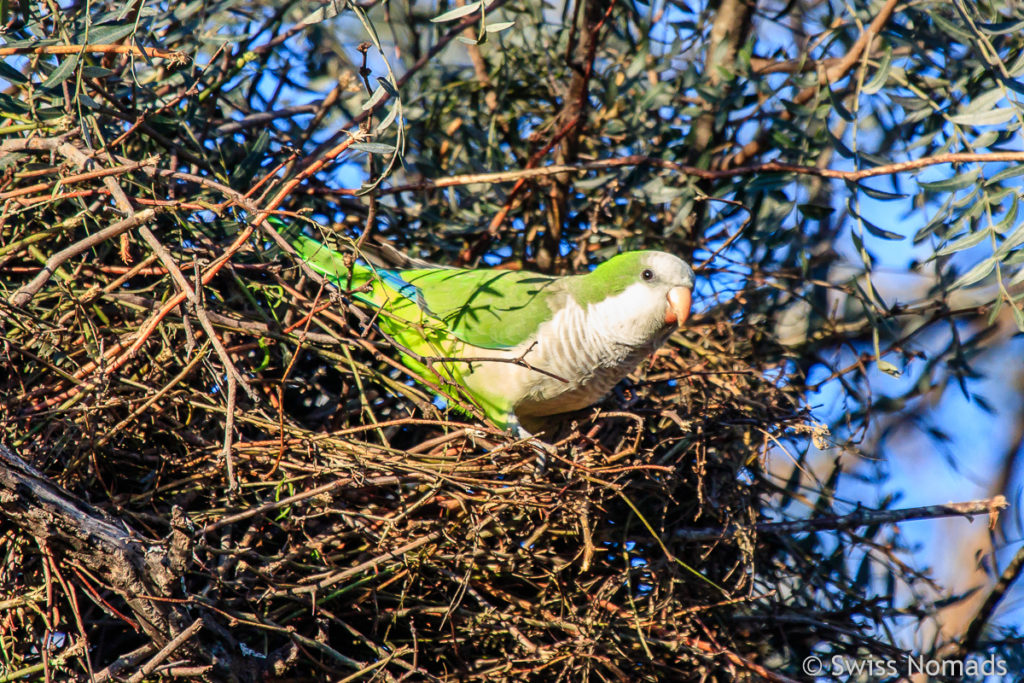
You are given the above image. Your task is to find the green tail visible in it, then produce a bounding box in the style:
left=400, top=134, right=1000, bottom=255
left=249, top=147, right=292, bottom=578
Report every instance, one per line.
left=268, top=215, right=373, bottom=297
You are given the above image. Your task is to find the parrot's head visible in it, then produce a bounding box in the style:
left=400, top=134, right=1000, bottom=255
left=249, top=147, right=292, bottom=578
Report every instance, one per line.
left=575, top=250, right=695, bottom=346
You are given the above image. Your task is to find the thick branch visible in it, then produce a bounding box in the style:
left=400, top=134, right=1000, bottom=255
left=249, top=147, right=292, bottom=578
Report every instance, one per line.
left=0, top=444, right=186, bottom=647
left=537, top=0, right=614, bottom=271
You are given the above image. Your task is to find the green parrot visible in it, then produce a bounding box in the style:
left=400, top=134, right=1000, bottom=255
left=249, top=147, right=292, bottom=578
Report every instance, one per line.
left=281, top=223, right=695, bottom=434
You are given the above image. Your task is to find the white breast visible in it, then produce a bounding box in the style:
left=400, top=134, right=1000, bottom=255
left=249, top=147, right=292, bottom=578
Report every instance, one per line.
left=464, top=284, right=669, bottom=420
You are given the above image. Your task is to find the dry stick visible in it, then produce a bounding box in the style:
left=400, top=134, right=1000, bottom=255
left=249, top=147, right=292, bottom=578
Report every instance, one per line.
left=0, top=155, right=159, bottom=201
left=277, top=531, right=444, bottom=597
left=118, top=132, right=362, bottom=359
left=42, top=547, right=95, bottom=679
left=594, top=597, right=802, bottom=683
left=90, top=645, right=153, bottom=683
left=0, top=43, right=188, bottom=64
left=135, top=226, right=255, bottom=492
left=201, top=475, right=401, bottom=534
left=30, top=168, right=332, bottom=411
left=34, top=135, right=357, bottom=409
left=137, top=226, right=257, bottom=402
left=380, top=151, right=1024, bottom=195
left=125, top=618, right=204, bottom=683
left=674, top=496, right=1008, bottom=541
left=8, top=209, right=157, bottom=307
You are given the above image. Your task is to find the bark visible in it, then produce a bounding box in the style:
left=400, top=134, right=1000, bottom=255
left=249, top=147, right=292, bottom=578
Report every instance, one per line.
left=0, top=443, right=251, bottom=679
left=537, top=0, right=614, bottom=272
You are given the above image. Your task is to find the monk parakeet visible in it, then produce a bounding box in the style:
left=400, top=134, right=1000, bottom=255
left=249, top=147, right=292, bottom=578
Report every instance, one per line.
left=282, top=224, right=695, bottom=434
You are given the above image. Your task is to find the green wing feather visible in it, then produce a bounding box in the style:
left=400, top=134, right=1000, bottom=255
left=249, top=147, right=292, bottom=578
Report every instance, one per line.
left=286, top=226, right=560, bottom=350
left=392, top=268, right=560, bottom=349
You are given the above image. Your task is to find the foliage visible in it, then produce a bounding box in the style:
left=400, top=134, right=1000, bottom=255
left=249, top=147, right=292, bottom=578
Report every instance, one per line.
left=1, top=0, right=1023, bottom=680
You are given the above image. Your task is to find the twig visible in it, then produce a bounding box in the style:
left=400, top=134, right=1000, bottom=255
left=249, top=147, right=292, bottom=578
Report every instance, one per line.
left=379, top=151, right=1024, bottom=194
left=0, top=44, right=189, bottom=64
left=674, top=496, right=1008, bottom=541
left=126, top=618, right=204, bottom=683
left=9, top=209, right=157, bottom=307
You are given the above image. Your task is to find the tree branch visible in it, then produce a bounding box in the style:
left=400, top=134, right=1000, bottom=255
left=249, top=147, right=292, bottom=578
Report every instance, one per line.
left=377, top=151, right=1024, bottom=193
left=674, top=496, right=1008, bottom=541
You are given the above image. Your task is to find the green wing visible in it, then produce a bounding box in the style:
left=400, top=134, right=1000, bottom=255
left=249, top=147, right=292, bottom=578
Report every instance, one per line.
left=396, top=268, right=561, bottom=349
left=285, top=225, right=561, bottom=350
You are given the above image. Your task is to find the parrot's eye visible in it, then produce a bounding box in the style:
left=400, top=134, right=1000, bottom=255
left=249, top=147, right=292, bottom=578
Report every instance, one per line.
left=641, top=269, right=654, bottom=281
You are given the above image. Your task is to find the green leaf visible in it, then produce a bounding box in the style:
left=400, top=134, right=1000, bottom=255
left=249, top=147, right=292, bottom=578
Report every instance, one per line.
left=0, top=60, right=27, bottom=83
left=985, top=164, right=1024, bottom=186
left=298, top=0, right=344, bottom=25
left=918, top=168, right=980, bottom=193
left=351, top=142, right=397, bottom=155
left=375, top=104, right=400, bottom=134
left=951, top=258, right=996, bottom=289
left=0, top=92, right=30, bottom=115
left=80, top=66, right=116, bottom=79
left=995, top=215, right=1024, bottom=258
left=977, top=19, right=1024, bottom=35
left=950, top=107, right=1016, bottom=127
left=862, top=219, right=903, bottom=241
left=930, top=12, right=974, bottom=42
left=861, top=47, right=892, bottom=95
left=83, top=22, right=135, bottom=44
left=1012, top=303, right=1024, bottom=333
left=40, top=54, right=80, bottom=90
left=857, top=184, right=906, bottom=201
left=936, top=228, right=990, bottom=257
left=797, top=203, right=834, bottom=220
left=361, top=84, right=389, bottom=112
left=485, top=20, right=515, bottom=32
left=431, top=2, right=481, bottom=23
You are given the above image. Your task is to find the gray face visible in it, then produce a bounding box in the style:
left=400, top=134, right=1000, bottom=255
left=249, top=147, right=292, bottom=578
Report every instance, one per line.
left=637, top=251, right=696, bottom=292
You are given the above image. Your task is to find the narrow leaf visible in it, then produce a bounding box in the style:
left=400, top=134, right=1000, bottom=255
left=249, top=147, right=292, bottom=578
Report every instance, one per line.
left=950, top=107, right=1016, bottom=127
left=361, top=85, right=389, bottom=112
left=40, top=54, right=79, bottom=90
left=485, top=20, right=515, bottom=32
left=351, top=142, right=397, bottom=155
left=375, top=104, right=400, bottom=135
left=861, top=47, right=892, bottom=95
left=918, top=168, right=980, bottom=193
left=951, top=258, right=996, bottom=289
left=298, top=0, right=345, bottom=25
left=431, top=2, right=481, bottom=23
left=936, top=229, right=990, bottom=256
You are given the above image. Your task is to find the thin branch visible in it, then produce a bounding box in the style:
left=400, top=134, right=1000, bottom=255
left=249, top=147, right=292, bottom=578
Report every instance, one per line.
left=377, top=151, right=1024, bottom=193
left=0, top=44, right=189, bottom=64
left=674, top=496, right=1008, bottom=541
left=9, top=209, right=157, bottom=308
left=948, top=542, right=1024, bottom=659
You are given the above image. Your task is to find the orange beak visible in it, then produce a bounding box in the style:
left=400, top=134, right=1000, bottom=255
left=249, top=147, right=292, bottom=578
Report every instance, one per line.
left=664, top=286, right=692, bottom=327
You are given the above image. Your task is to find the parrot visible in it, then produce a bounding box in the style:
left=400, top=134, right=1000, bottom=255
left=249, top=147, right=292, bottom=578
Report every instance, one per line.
left=279, top=221, right=695, bottom=435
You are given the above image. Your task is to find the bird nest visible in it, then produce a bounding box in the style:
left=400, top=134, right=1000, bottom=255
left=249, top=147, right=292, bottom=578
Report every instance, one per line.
left=0, top=187, right=824, bottom=679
